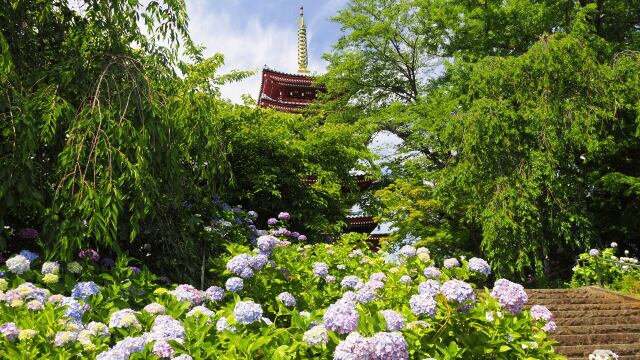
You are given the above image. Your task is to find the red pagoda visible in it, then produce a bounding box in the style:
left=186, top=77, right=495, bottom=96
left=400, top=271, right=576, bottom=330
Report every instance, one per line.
left=257, top=6, right=388, bottom=246
left=257, top=7, right=322, bottom=112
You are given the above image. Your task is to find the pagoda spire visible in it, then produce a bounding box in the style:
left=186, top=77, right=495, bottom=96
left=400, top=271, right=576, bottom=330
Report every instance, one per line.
left=297, top=6, right=310, bottom=73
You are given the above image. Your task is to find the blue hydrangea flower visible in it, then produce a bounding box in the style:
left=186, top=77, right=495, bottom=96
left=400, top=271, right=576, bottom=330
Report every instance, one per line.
left=233, top=301, right=263, bottom=324
left=468, top=258, right=492, bottom=276
left=409, top=294, right=437, bottom=317
left=96, top=336, right=147, bottom=360
left=215, top=317, right=236, bottom=332
left=150, top=315, right=185, bottom=341
left=380, top=310, right=405, bottom=331
left=313, top=262, right=329, bottom=278
left=0, top=322, right=20, bottom=341
left=399, top=275, right=412, bottom=284
left=71, top=281, right=100, bottom=300
left=225, top=277, right=243, bottom=292
left=226, top=254, right=253, bottom=276
left=108, top=309, right=141, bottom=330
left=6, top=255, right=30, bottom=274
left=371, top=332, right=409, bottom=360
left=355, top=287, right=376, bottom=303
left=277, top=292, right=296, bottom=307
left=418, top=280, right=441, bottom=297
left=369, top=272, right=387, bottom=282
left=333, top=332, right=371, bottom=360
left=491, top=279, right=528, bottom=314
left=249, top=255, right=268, bottom=270
left=423, top=266, right=441, bottom=279
left=341, top=275, right=362, bottom=289
left=323, top=299, right=359, bottom=334
left=530, top=305, right=553, bottom=322
left=205, top=286, right=225, bottom=302
left=62, top=297, right=86, bottom=323
left=440, top=280, right=476, bottom=311
left=399, top=245, right=416, bottom=258
left=19, top=250, right=39, bottom=262
left=186, top=306, right=215, bottom=318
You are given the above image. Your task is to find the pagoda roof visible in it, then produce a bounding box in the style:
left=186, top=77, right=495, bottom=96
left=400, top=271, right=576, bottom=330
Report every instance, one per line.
left=257, top=66, right=324, bottom=113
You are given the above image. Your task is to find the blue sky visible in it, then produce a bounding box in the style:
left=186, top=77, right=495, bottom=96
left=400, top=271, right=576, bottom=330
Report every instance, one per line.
left=186, top=0, right=349, bottom=103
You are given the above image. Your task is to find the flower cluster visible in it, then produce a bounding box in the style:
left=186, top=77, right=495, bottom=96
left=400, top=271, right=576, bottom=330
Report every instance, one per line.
left=440, top=279, right=476, bottom=311
left=71, top=281, right=100, bottom=300
left=334, top=331, right=409, bottom=360
left=443, top=258, right=460, bottom=269
left=170, top=284, right=204, bottom=306
left=323, top=299, right=359, bottom=334
left=277, top=292, right=296, bottom=307
left=233, top=301, right=263, bottom=324
left=380, top=309, right=405, bottom=331
left=468, top=257, right=492, bottom=276
left=491, top=279, right=528, bottom=313
left=303, top=324, right=329, bottom=347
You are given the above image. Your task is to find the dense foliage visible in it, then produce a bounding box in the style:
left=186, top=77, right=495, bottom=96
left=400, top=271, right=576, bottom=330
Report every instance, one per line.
left=321, top=0, right=640, bottom=279
left=571, top=244, right=640, bottom=296
left=0, top=0, right=369, bottom=282
left=1, top=225, right=562, bottom=359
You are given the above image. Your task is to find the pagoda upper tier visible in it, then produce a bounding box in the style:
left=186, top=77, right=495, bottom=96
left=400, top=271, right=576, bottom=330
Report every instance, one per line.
left=257, top=67, right=323, bottom=112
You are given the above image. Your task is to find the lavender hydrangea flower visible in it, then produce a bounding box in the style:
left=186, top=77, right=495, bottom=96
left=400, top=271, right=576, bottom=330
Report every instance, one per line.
left=277, top=292, right=296, bottom=307
left=542, top=320, right=557, bottom=333
left=6, top=255, right=30, bottom=274
left=215, top=317, right=236, bottom=332
left=225, top=277, right=243, bottom=292
left=257, top=235, right=278, bottom=252
left=186, top=306, right=215, bottom=318
left=418, top=280, right=441, bottom=297
left=530, top=305, right=553, bottom=322
left=440, top=280, right=476, bottom=311
left=399, top=275, right=412, bottom=284
left=18, top=228, right=39, bottom=240
left=380, top=310, right=405, bottom=331
left=247, top=210, right=258, bottom=219
left=267, top=218, right=278, bottom=226
left=468, top=257, right=492, bottom=276
left=96, top=336, right=146, bottom=360
left=62, top=297, right=86, bottom=323
left=399, top=245, right=416, bottom=258
left=409, top=294, right=437, bottom=317
left=298, top=234, right=307, bottom=241
left=172, top=355, right=193, bottom=360
left=313, top=262, right=329, bottom=278
left=71, top=281, right=100, bottom=300
left=423, top=266, right=441, bottom=279
left=610, top=242, right=618, bottom=248
left=491, top=279, right=528, bottom=314
left=303, top=325, right=329, bottom=347
left=371, top=332, right=409, bottom=360
left=152, top=339, right=175, bottom=358
left=108, top=309, right=141, bottom=330
left=150, top=315, right=186, bottom=341
left=370, top=272, right=387, bottom=282
left=239, top=267, right=255, bottom=279
left=355, top=287, right=376, bottom=303
left=205, top=286, right=225, bottom=302
left=41, top=261, right=60, bottom=275
left=171, top=284, right=203, bottom=305
left=19, top=250, right=39, bottom=262
left=234, top=301, right=263, bottom=324
left=249, top=254, right=269, bottom=271
left=226, top=254, right=253, bottom=276
left=79, top=249, right=100, bottom=262
left=443, top=258, right=460, bottom=268
left=26, top=300, right=44, bottom=311
left=143, top=303, right=166, bottom=315
left=0, top=322, right=19, bottom=341
left=87, top=322, right=110, bottom=337
left=323, top=299, right=359, bottom=334
left=589, top=249, right=600, bottom=257
left=341, top=275, right=362, bottom=290
left=333, top=332, right=372, bottom=360
left=54, top=331, right=77, bottom=347
left=278, top=212, right=290, bottom=220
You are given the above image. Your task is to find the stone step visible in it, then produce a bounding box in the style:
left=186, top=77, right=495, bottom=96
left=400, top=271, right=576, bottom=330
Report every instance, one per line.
left=555, top=343, right=640, bottom=357
left=552, top=309, right=640, bottom=319
left=567, top=356, right=640, bottom=360
left=528, top=303, right=640, bottom=312
left=555, top=323, right=640, bottom=335
left=555, top=316, right=640, bottom=326
left=552, top=332, right=640, bottom=345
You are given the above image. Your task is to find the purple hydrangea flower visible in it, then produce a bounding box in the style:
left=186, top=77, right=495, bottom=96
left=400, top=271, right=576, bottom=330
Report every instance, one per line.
left=313, top=262, right=329, bottom=278
left=247, top=210, right=258, bottom=219
left=369, top=272, right=387, bottom=282
left=323, top=299, right=359, bottom=334
left=78, top=249, right=100, bottom=262
left=71, top=281, right=100, bottom=300
left=18, top=228, right=39, bottom=240
left=371, top=332, right=409, bottom=360
left=380, top=310, right=405, bottom=331
left=278, top=212, right=290, bottom=221
left=443, top=258, right=460, bottom=268
left=409, top=294, right=437, bottom=317
left=226, top=253, right=252, bottom=276
left=491, top=279, right=528, bottom=314
left=341, top=276, right=362, bottom=290
left=418, top=280, right=441, bottom=297
left=96, top=336, right=146, bottom=360
left=257, top=235, right=278, bottom=252
left=171, top=284, right=203, bottom=305
left=530, top=305, right=553, bottom=322
left=440, top=280, right=476, bottom=311
left=423, top=266, right=441, bottom=279
left=277, top=292, right=296, bottom=307
left=205, top=286, right=225, bottom=302
left=399, top=275, right=412, bottom=284
left=152, top=339, right=175, bottom=358
left=298, top=234, right=307, bottom=241
left=333, top=332, right=371, bottom=360
left=225, top=277, right=244, bottom=292
left=0, top=322, right=19, bottom=341
left=267, top=218, right=278, bottom=226
left=542, top=320, right=557, bottom=333
left=468, top=257, right=491, bottom=276
left=150, top=315, right=186, bottom=341
left=234, top=301, right=263, bottom=324
left=128, top=266, right=141, bottom=274
left=355, top=287, right=376, bottom=303
left=239, top=267, right=255, bottom=279
left=249, top=254, right=269, bottom=270
left=399, top=245, right=416, bottom=258
left=291, top=231, right=300, bottom=238
left=101, top=257, right=115, bottom=267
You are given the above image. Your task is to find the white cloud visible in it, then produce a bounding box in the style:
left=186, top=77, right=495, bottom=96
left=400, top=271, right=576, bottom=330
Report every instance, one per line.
left=186, top=0, right=332, bottom=103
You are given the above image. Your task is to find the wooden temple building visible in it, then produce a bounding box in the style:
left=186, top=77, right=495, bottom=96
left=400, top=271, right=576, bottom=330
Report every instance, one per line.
left=257, top=7, right=389, bottom=244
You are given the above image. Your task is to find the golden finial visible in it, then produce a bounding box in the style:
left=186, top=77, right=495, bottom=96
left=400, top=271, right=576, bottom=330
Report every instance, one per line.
left=297, top=5, right=310, bottom=73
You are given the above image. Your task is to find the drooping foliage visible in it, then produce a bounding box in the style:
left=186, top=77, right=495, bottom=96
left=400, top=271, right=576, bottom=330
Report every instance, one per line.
left=0, top=0, right=369, bottom=283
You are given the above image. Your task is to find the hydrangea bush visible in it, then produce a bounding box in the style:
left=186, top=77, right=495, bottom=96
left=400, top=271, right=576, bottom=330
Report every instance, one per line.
left=0, top=214, right=562, bottom=359
left=571, top=245, right=640, bottom=294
